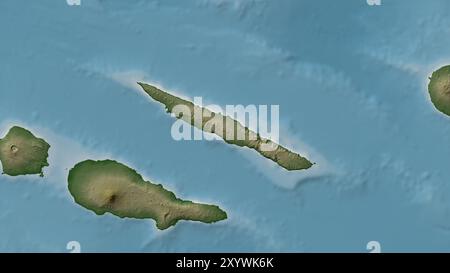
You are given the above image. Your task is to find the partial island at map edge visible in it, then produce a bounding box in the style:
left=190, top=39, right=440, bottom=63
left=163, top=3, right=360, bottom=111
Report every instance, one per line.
left=428, top=65, right=450, bottom=117
left=68, top=159, right=227, bottom=230
left=0, top=126, right=50, bottom=177
left=137, top=82, right=314, bottom=171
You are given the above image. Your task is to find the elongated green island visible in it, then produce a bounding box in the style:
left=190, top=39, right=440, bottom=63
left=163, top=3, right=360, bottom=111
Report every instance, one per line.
left=137, top=82, right=313, bottom=171
left=68, top=160, right=227, bottom=230
left=0, top=126, right=50, bottom=177
left=428, top=65, right=450, bottom=116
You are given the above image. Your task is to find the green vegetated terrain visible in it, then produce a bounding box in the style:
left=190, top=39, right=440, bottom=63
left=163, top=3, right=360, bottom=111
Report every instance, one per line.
left=0, top=126, right=50, bottom=177
left=137, top=82, right=313, bottom=171
left=68, top=159, right=227, bottom=230
left=428, top=65, right=450, bottom=116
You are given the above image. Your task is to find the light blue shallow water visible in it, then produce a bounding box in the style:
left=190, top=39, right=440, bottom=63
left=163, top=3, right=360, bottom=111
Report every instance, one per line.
left=1, top=0, right=450, bottom=252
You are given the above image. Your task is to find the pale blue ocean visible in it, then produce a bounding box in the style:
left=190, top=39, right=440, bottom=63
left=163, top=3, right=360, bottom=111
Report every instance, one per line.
left=1, top=0, right=450, bottom=252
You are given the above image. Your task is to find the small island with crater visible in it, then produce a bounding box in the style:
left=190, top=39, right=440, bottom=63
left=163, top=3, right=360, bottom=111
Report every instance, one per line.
left=68, top=159, right=227, bottom=230
left=137, top=82, right=313, bottom=171
left=428, top=65, right=450, bottom=116
left=0, top=126, right=50, bottom=177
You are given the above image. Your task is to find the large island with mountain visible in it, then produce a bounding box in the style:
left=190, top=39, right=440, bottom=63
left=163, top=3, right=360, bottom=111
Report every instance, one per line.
left=68, top=159, right=227, bottom=230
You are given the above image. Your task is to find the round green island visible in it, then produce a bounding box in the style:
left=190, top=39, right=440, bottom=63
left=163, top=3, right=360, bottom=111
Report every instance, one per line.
left=0, top=126, right=50, bottom=177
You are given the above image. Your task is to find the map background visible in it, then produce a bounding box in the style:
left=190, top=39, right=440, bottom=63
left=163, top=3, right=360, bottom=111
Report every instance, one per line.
left=1, top=0, right=450, bottom=252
